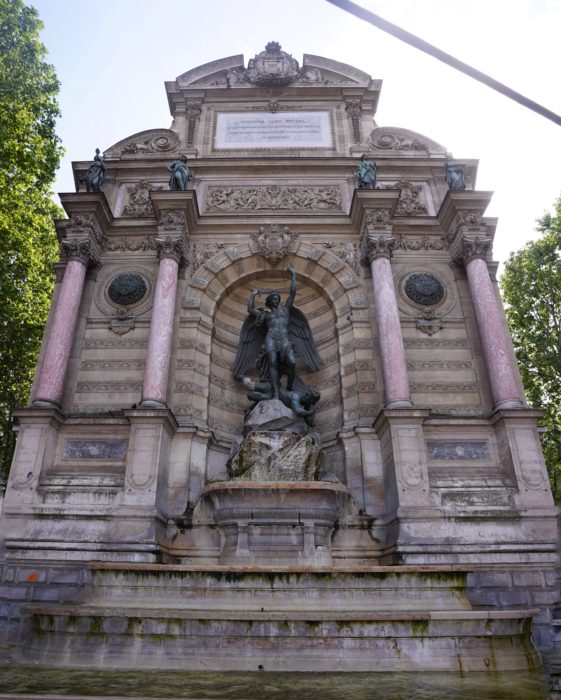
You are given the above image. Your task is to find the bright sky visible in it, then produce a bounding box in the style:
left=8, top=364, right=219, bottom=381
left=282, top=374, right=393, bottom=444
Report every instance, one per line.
left=31, top=0, right=561, bottom=268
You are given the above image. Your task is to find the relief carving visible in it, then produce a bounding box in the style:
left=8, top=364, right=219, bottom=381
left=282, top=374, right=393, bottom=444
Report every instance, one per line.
left=384, top=179, right=427, bottom=216
left=122, top=180, right=163, bottom=218
left=251, top=225, right=297, bottom=266
left=206, top=185, right=341, bottom=211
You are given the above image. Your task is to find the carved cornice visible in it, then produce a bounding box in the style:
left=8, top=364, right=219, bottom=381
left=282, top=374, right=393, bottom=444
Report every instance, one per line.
left=453, top=235, right=493, bottom=266
left=61, top=237, right=101, bottom=268
left=155, top=235, right=186, bottom=265
left=361, top=233, right=396, bottom=265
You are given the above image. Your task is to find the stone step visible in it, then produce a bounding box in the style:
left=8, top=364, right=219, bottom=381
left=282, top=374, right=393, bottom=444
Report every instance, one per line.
left=84, top=564, right=475, bottom=612
left=20, top=603, right=539, bottom=673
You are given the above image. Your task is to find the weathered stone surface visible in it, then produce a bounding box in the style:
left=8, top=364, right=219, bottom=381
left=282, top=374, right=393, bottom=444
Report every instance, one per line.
left=244, top=399, right=308, bottom=433
left=228, top=431, right=321, bottom=481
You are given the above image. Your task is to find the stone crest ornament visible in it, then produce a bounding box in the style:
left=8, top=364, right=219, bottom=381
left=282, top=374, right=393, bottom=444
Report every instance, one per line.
left=415, top=309, right=444, bottom=336
left=122, top=180, right=163, bottom=218
left=405, top=273, right=445, bottom=306
left=107, top=273, right=148, bottom=307
left=251, top=225, right=296, bottom=265
left=109, top=308, right=135, bottom=335
left=245, top=42, right=300, bottom=87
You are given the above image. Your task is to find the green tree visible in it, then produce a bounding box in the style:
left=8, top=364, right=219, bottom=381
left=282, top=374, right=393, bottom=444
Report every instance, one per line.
left=501, top=195, right=561, bottom=503
left=0, top=0, right=63, bottom=483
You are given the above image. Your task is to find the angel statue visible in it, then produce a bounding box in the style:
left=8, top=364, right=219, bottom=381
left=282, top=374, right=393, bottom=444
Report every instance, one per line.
left=232, top=266, right=322, bottom=401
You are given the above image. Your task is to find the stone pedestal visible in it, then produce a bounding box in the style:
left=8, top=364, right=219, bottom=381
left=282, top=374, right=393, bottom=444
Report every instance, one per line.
left=202, top=481, right=349, bottom=566
left=228, top=431, right=321, bottom=481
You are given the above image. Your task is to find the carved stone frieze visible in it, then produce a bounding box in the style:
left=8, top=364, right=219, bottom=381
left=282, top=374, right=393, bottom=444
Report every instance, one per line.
left=251, top=225, right=297, bottom=266
left=361, top=233, right=396, bottom=265
left=407, top=359, right=472, bottom=370
left=155, top=235, right=186, bottom=265
left=206, top=185, right=342, bottom=211
left=396, top=235, right=447, bottom=251
left=384, top=179, right=427, bottom=216
left=61, top=237, right=100, bottom=267
left=122, top=180, right=163, bottom=218
left=103, top=236, right=157, bottom=253
left=454, top=236, right=492, bottom=266
left=323, top=241, right=360, bottom=275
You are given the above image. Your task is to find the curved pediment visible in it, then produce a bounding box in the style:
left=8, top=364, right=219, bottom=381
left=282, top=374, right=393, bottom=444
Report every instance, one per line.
left=172, top=44, right=379, bottom=89
left=369, top=126, right=447, bottom=155
left=104, top=129, right=180, bottom=159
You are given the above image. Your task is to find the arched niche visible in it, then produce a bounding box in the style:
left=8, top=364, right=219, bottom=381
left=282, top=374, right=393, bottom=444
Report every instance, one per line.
left=172, top=241, right=382, bottom=456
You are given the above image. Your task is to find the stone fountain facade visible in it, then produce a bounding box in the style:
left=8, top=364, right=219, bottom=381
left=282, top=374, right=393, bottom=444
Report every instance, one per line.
left=0, top=44, right=559, bottom=678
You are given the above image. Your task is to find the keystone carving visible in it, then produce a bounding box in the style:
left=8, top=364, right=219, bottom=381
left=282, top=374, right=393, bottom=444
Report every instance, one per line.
left=251, top=225, right=297, bottom=266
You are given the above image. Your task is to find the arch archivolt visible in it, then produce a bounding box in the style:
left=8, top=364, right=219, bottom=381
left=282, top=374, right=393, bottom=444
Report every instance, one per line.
left=171, top=240, right=382, bottom=446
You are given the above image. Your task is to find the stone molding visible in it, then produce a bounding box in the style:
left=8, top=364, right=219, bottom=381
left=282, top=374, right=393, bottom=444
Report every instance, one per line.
left=61, top=237, right=101, bottom=268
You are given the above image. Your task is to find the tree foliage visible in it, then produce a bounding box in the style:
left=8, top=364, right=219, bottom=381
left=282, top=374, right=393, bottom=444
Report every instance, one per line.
left=501, top=196, right=561, bottom=502
left=0, top=0, right=63, bottom=482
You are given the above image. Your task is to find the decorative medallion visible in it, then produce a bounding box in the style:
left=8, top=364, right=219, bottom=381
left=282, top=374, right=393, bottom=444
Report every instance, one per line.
left=245, top=42, right=300, bottom=87
left=404, top=273, right=444, bottom=306
left=107, top=273, right=147, bottom=306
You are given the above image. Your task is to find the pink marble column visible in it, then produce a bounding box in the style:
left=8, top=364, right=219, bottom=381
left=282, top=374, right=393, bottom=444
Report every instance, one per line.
left=32, top=238, right=99, bottom=407
left=364, top=234, right=412, bottom=408
left=459, top=237, right=524, bottom=409
left=141, top=236, right=184, bottom=407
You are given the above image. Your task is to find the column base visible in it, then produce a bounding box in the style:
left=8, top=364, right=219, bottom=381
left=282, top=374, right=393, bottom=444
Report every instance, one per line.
left=140, top=398, right=168, bottom=408
left=493, top=399, right=524, bottom=410
left=385, top=399, right=413, bottom=409
left=30, top=399, right=61, bottom=409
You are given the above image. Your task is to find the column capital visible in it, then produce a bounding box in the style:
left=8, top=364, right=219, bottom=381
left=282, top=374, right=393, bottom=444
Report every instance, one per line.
left=452, top=235, right=493, bottom=267
left=61, top=237, right=101, bottom=267
left=361, top=232, right=397, bottom=265
left=155, top=235, right=186, bottom=265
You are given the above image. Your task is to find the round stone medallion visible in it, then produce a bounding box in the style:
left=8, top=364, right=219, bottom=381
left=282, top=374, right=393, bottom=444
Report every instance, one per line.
left=107, top=273, right=147, bottom=306
left=404, top=273, right=444, bottom=306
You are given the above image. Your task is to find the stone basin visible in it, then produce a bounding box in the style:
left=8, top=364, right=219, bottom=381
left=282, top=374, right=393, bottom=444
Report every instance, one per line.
left=202, top=480, right=349, bottom=567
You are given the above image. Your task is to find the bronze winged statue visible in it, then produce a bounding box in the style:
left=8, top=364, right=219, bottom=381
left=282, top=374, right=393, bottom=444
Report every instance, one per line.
left=232, top=266, right=322, bottom=400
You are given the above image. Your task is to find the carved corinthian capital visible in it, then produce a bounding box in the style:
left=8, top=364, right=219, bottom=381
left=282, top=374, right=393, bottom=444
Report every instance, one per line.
left=361, top=233, right=396, bottom=266
left=61, top=237, right=101, bottom=267
left=454, top=235, right=492, bottom=266
left=155, top=235, right=185, bottom=265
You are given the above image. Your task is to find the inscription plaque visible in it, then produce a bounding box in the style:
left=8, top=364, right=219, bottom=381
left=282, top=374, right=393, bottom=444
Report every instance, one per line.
left=426, top=440, right=490, bottom=461
left=215, top=112, right=332, bottom=149
left=64, top=439, right=127, bottom=460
